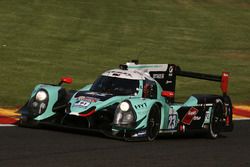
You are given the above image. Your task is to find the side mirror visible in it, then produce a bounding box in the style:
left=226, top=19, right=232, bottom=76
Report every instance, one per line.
left=59, top=77, right=73, bottom=85
left=161, top=91, right=175, bottom=98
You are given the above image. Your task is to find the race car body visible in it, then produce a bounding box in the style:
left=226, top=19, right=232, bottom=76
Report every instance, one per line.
left=19, top=61, right=233, bottom=141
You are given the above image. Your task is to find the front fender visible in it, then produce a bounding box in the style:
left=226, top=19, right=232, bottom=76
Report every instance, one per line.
left=129, top=98, right=163, bottom=130
left=21, top=84, right=63, bottom=121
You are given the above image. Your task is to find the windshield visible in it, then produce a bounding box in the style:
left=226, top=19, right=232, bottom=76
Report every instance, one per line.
left=90, top=76, right=139, bottom=96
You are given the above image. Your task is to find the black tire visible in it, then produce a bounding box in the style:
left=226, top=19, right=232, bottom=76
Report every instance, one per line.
left=223, top=95, right=233, bottom=130
left=146, top=105, right=161, bottom=141
left=208, top=99, right=224, bottom=139
left=18, top=117, right=40, bottom=128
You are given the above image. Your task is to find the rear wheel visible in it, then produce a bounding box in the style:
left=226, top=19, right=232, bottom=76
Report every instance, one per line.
left=146, top=105, right=161, bottom=141
left=223, top=95, right=233, bottom=131
left=208, top=99, right=224, bottom=139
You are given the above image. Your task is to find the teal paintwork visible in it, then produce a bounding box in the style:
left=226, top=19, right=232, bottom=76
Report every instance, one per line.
left=31, top=84, right=62, bottom=121
left=170, top=96, right=198, bottom=111
left=25, top=76, right=185, bottom=132
left=68, top=80, right=143, bottom=115
left=69, top=95, right=130, bottom=114
left=19, top=63, right=233, bottom=140
left=21, top=68, right=216, bottom=137
left=28, top=77, right=174, bottom=131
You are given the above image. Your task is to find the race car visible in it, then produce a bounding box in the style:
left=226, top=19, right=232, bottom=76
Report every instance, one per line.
left=19, top=60, right=233, bottom=141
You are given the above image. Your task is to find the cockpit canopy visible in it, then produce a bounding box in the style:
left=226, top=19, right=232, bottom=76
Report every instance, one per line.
left=90, top=76, right=139, bottom=96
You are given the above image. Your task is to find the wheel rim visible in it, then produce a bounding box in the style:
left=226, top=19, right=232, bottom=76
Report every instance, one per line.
left=210, top=113, right=219, bottom=138
left=210, top=102, right=223, bottom=138
left=147, top=106, right=160, bottom=141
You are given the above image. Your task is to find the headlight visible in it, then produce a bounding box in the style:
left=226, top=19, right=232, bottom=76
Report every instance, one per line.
left=113, top=101, right=136, bottom=127
left=35, top=90, right=47, bottom=101
left=124, top=112, right=133, bottom=122
left=120, top=102, right=130, bottom=111
left=28, top=89, right=49, bottom=117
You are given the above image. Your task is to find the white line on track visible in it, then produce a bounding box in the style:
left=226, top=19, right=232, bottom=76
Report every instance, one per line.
left=233, top=118, right=250, bottom=121
left=0, top=124, right=16, bottom=127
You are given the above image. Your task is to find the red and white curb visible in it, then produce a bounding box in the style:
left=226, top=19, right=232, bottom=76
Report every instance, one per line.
left=233, top=105, right=250, bottom=121
left=0, top=108, right=19, bottom=126
left=0, top=106, right=250, bottom=126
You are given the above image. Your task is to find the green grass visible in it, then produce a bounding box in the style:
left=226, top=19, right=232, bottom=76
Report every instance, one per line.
left=0, top=0, right=249, bottom=106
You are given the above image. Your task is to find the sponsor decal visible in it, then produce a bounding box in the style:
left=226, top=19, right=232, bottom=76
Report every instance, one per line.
left=205, top=110, right=210, bottom=120
left=73, top=100, right=90, bottom=108
left=74, top=96, right=99, bottom=108
left=134, top=103, right=147, bottom=110
left=132, top=130, right=147, bottom=137
left=107, top=70, right=132, bottom=77
left=86, top=92, right=108, bottom=97
left=182, top=107, right=199, bottom=125
left=169, top=66, right=174, bottom=77
left=152, top=73, right=165, bottom=79
left=193, top=116, right=201, bottom=121
left=166, top=80, right=172, bottom=84
left=76, top=96, right=99, bottom=102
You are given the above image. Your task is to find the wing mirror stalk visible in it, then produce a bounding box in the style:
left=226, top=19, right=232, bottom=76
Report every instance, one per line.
left=58, top=77, right=73, bottom=86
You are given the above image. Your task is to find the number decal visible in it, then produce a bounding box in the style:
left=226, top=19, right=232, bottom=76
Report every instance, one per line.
left=168, top=114, right=177, bottom=129
left=168, top=107, right=178, bottom=130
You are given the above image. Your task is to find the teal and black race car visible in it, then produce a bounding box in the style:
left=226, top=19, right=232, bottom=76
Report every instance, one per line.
left=19, top=60, right=233, bottom=141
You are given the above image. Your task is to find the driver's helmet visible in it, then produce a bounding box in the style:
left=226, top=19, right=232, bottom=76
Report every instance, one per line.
left=143, top=83, right=151, bottom=98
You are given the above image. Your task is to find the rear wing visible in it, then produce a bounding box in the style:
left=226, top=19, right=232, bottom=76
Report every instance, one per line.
left=125, top=60, right=229, bottom=96
left=176, top=66, right=229, bottom=95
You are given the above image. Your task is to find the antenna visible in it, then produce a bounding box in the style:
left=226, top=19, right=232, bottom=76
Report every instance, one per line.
left=131, top=60, right=139, bottom=64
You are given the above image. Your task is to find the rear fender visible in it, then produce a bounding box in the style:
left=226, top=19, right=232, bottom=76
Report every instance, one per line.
left=174, top=95, right=223, bottom=131
left=189, top=94, right=232, bottom=131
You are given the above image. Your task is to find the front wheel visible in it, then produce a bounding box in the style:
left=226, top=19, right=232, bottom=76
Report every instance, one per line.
left=146, top=105, right=161, bottom=141
left=18, top=116, right=40, bottom=128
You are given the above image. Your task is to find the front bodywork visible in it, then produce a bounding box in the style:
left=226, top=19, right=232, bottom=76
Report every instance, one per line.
left=19, top=73, right=167, bottom=139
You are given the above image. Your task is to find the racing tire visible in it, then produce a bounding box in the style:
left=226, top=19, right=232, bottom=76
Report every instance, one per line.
left=146, top=105, right=161, bottom=141
left=208, top=99, right=224, bottom=139
left=223, top=95, right=233, bottom=131
left=18, top=117, right=40, bottom=128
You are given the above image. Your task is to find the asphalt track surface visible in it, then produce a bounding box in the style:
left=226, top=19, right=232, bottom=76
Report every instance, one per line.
left=0, top=121, right=249, bottom=167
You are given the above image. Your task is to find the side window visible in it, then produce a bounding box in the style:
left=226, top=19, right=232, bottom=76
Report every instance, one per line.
left=143, top=79, right=157, bottom=99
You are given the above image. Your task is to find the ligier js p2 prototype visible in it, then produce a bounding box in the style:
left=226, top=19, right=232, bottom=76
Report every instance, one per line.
left=19, top=61, right=233, bottom=141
